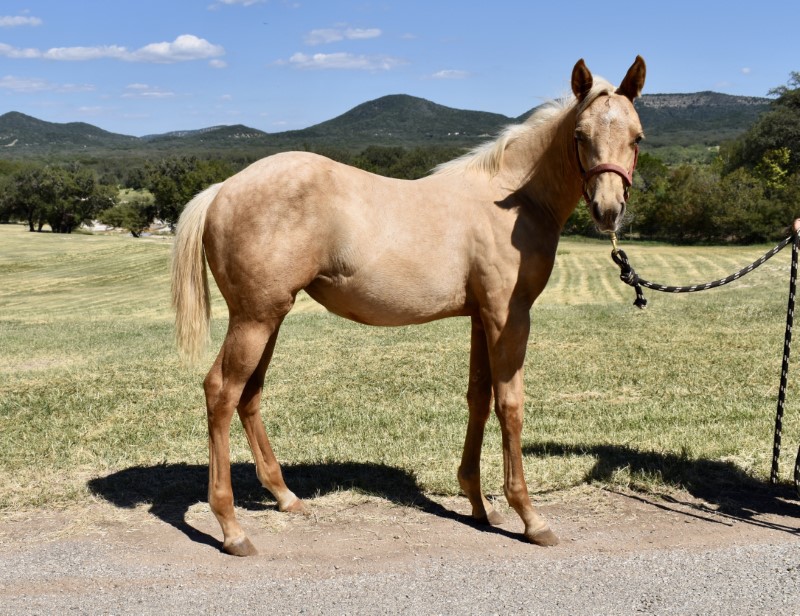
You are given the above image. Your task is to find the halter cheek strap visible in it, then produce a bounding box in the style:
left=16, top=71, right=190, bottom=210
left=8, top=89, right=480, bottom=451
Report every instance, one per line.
left=575, top=137, right=639, bottom=204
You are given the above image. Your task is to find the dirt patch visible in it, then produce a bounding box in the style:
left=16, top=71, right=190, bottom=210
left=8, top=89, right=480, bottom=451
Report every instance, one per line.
left=3, top=485, right=798, bottom=580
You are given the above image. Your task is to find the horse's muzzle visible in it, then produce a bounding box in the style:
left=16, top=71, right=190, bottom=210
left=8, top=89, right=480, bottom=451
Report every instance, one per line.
left=590, top=199, right=625, bottom=233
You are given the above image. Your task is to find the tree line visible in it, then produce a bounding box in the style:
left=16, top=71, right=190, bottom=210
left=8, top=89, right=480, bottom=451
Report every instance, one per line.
left=0, top=146, right=463, bottom=236
left=1, top=72, right=798, bottom=243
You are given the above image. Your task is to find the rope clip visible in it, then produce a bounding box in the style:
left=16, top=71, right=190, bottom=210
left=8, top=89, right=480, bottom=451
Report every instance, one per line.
left=610, top=232, right=619, bottom=256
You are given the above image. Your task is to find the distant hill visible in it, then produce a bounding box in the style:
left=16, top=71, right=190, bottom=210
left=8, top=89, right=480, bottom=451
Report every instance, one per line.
left=633, top=91, right=771, bottom=147
left=0, top=111, right=139, bottom=155
left=140, top=124, right=271, bottom=152
left=275, top=94, right=510, bottom=145
left=0, top=91, right=772, bottom=161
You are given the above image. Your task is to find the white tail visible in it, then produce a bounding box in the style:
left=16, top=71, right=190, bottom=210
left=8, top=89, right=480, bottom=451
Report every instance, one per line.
left=170, top=183, right=223, bottom=365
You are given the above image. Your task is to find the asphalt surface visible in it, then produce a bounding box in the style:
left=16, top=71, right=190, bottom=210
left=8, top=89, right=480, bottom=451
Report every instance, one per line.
left=1, top=538, right=798, bottom=614
left=1, top=489, right=798, bottom=615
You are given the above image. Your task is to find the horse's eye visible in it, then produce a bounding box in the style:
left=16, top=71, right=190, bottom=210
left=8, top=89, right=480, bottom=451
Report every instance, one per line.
left=575, top=131, right=587, bottom=142
left=633, top=134, right=644, bottom=145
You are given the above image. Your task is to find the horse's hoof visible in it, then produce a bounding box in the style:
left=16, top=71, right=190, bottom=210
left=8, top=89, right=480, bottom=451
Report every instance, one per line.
left=526, top=527, right=560, bottom=547
left=485, top=508, right=505, bottom=526
left=223, top=536, right=258, bottom=557
left=281, top=497, right=310, bottom=516
left=475, top=508, right=505, bottom=526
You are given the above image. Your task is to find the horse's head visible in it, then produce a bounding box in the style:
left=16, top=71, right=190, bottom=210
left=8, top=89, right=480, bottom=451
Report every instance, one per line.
left=572, top=56, right=646, bottom=232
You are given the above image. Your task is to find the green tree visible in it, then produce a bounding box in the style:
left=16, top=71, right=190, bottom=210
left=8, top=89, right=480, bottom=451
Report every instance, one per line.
left=44, top=167, right=116, bottom=233
left=1, top=164, right=116, bottom=233
left=710, top=167, right=773, bottom=242
left=98, top=195, right=156, bottom=237
left=352, top=146, right=406, bottom=175
left=730, top=72, right=800, bottom=174
left=626, top=152, right=670, bottom=237
left=146, top=157, right=233, bottom=229
left=754, top=147, right=791, bottom=192
left=3, top=165, right=61, bottom=232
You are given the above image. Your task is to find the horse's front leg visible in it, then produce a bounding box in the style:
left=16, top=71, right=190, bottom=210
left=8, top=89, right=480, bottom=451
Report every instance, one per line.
left=484, top=306, right=559, bottom=547
left=458, top=315, right=504, bottom=525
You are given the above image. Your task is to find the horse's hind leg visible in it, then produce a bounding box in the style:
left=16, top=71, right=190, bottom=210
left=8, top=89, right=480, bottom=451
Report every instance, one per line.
left=458, top=315, right=504, bottom=525
left=204, top=318, right=281, bottom=557
left=236, top=323, right=307, bottom=515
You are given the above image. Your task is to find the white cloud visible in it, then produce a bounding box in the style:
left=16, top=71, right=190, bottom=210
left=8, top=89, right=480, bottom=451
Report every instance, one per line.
left=741, top=67, right=752, bottom=75
left=346, top=28, right=381, bottom=40
left=215, top=0, right=265, bottom=5
left=43, top=45, right=129, bottom=61
left=304, top=26, right=381, bottom=45
left=287, top=51, right=404, bottom=71
left=130, top=35, right=225, bottom=63
left=305, top=29, right=343, bottom=45
left=209, top=58, right=228, bottom=69
left=122, top=83, right=175, bottom=98
left=76, top=106, right=105, bottom=116
left=431, top=69, right=470, bottom=80
left=0, top=34, right=225, bottom=64
left=0, top=15, right=42, bottom=27
left=0, top=75, right=94, bottom=93
left=0, top=75, right=49, bottom=92
left=0, top=43, right=41, bottom=59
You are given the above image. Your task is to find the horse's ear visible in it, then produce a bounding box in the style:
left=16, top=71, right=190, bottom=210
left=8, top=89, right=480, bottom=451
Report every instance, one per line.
left=617, top=55, right=646, bottom=101
left=571, top=59, right=593, bottom=102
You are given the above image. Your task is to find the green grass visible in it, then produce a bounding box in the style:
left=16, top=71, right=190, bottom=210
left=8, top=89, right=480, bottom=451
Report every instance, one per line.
left=1, top=223, right=798, bottom=511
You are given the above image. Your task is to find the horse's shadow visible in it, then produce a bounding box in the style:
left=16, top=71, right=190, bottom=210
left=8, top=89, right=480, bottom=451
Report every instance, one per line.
left=87, top=461, right=515, bottom=551
left=88, top=445, right=800, bottom=552
left=523, top=441, right=800, bottom=533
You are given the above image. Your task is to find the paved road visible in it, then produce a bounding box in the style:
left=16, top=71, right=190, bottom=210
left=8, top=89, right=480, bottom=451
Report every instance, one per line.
left=2, top=538, right=799, bottom=614
left=1, top=489, right=798, bottom=615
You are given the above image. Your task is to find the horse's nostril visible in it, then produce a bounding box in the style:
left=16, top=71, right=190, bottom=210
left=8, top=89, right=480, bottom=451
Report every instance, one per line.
left=591, top=201, right=601, bottom=222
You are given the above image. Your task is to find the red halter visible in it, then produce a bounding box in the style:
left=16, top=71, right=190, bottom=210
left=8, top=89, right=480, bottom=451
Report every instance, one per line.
left=575, top=137, right=639, bottom=205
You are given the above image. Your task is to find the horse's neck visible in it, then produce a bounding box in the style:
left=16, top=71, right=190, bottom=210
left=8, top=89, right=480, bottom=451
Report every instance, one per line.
left=501, top=109, right=582, bottom=229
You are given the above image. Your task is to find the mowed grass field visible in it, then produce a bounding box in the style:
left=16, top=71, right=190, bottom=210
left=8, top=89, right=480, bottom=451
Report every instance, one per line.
left=1, top=223, right=798, bottom=512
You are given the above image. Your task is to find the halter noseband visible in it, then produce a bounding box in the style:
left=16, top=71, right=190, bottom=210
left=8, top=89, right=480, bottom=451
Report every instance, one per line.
left=575, top=137, right=639, bottom=205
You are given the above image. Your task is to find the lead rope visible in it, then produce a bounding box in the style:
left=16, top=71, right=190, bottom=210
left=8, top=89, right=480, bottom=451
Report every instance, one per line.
left=609, top=229, right=800, bottom=496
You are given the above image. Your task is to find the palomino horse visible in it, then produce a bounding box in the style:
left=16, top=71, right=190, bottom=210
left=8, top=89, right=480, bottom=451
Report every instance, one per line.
left=172, top=57, right=646, bottom=556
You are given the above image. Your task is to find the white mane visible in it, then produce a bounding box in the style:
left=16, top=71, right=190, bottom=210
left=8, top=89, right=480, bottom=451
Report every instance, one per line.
left=432, top=78, right=616, bottom=177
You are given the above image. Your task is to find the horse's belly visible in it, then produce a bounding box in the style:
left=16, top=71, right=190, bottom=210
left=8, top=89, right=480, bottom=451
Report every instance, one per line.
left=305, top=276, right=469, bottom=326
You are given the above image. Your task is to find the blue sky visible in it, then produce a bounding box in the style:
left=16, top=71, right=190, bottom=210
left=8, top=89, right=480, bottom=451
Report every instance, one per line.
left=0, top=1, right=797, bottom=136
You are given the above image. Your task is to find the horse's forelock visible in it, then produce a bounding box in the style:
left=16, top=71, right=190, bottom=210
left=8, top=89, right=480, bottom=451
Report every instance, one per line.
left=575, top=77, right=616, bottom=115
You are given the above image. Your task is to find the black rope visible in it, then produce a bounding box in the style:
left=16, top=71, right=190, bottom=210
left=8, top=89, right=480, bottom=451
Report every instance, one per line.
left=610, top=231, right=800, bottom=495
left=772, top=235, right=798, bottom=487
left=611, top=234, right=794, bottom=309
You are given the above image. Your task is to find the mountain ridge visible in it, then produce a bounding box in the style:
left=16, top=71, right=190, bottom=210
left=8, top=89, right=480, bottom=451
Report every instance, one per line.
left=0, top=91, right=772, bottom=158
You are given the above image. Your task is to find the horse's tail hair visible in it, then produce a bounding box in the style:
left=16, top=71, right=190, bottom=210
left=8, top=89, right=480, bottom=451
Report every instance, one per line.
left=171, top=182, right=223, bottom=365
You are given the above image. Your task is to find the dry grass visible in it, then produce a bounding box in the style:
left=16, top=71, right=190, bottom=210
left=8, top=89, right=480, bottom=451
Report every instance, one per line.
left=1, top=223, right=798, bottom=513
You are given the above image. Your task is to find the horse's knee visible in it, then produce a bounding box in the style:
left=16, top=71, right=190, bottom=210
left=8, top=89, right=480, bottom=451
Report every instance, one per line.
left=494, top=393, right=523, bottom=429
left=503, top=477, right=527, bottom=502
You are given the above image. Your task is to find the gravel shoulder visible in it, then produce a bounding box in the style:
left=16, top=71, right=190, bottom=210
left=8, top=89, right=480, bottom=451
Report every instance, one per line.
left=1, top=485, right=798, bottom=615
